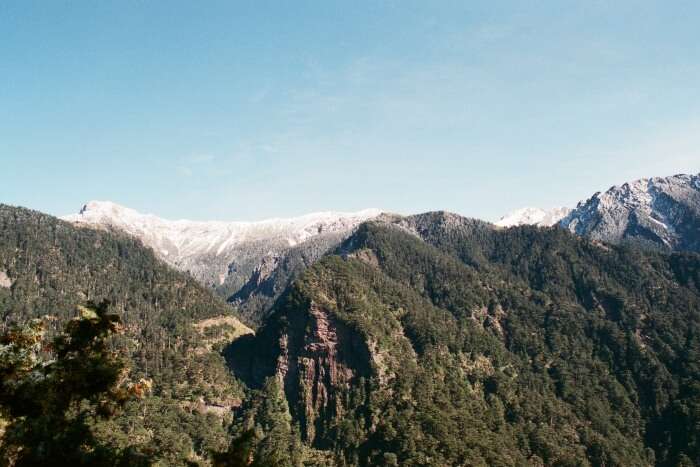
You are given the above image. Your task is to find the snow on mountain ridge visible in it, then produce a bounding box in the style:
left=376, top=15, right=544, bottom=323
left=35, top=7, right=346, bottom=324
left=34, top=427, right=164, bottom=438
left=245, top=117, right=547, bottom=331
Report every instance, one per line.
left=61, top=200, right=387, bottom=325
left=495, top=206, right=571, bottom=227
left=62, top=201, right=383, bottom=260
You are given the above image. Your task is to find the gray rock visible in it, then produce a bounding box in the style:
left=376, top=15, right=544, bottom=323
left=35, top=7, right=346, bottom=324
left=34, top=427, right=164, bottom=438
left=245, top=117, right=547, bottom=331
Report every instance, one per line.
left=560, top=173, right=700, bottom=252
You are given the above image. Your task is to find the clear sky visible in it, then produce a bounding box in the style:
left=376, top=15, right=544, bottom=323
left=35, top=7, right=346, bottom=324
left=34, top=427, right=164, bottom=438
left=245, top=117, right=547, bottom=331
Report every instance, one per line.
left=2, top=1, right=699, bottom=221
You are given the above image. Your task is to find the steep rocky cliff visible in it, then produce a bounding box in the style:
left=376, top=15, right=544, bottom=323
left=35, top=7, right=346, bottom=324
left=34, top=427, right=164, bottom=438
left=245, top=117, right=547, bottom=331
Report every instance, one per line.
left=226, top=262, right=398, bottom=447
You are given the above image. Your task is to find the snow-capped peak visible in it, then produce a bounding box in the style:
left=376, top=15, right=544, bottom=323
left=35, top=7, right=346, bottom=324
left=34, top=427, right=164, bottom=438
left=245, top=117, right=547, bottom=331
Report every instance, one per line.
left=560, top=173, right=700, bottom=249
left=495, top=206, right=571, bottom=228
left=71, top=200, right=158, bottom=225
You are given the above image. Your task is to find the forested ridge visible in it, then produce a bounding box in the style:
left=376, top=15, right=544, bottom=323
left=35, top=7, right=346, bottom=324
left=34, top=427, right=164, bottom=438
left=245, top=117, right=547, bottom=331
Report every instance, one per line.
left=0, top=204, right=250, bottom=465
left=227, top=214, right=700, bottom=466
left=2, top=204, right=700, bottom=466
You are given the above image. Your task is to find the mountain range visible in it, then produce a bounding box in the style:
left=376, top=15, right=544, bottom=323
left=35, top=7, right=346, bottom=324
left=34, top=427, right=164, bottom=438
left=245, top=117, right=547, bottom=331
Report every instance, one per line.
left=2, top=171, right=700, bottom=465
left=63, top=202, right=383, bottom=324
left=225, top=209, right=700, bottom=465
left=60, top=173, right=700, bottom=327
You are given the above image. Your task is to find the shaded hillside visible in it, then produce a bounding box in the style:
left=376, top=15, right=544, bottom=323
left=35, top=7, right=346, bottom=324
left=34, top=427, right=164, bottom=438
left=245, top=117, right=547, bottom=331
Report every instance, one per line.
left=228, top=230, right=355, bottom=327
left=228, top=213, right=700, bottom=466
left=0, top=204, right=251, bottom=465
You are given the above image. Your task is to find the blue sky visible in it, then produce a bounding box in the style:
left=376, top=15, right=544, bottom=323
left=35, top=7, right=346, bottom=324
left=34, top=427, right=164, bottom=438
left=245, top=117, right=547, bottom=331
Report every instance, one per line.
left=2, top=1, right=699, bottom=221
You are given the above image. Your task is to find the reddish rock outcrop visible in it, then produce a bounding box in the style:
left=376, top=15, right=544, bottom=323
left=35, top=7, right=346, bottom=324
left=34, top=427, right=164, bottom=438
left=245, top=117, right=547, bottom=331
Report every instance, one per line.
left=277, top=302, right=370, bottom=444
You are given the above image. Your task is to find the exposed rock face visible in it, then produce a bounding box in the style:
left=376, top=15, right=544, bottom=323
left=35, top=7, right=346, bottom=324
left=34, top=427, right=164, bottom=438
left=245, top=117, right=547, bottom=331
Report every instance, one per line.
left=560, top=173, right=700, bottom=251
left=285, top=303, right=364, bottom=443
left=226, top=295, right=372, bottom=445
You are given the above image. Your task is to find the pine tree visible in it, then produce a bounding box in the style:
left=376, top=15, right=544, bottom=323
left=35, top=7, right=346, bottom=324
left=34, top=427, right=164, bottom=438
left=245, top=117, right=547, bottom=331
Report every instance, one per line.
left=0, top=300, right=151, bottom=466
left=253, top=378, right=295, bottom=467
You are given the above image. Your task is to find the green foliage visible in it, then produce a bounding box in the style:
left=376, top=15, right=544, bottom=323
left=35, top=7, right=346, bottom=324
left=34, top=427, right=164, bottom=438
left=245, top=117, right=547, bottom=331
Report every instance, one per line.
left=230, top=217, right=700, bottom=466
left=218, top=378, right=301, bottom=467
left=0, top=205, right=245, bottom=465
left=5, top=204, right=700, bottom=466
left=0, top=300, right=150, bottom=466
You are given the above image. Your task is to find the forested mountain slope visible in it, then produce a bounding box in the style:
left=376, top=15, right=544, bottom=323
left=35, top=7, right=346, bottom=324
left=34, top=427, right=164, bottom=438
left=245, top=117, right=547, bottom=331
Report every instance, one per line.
left=4, top=202, right=700, bottom=466
left=0, top=204, right=252, bottom=465
left=227, top=212, right=700, bottom=466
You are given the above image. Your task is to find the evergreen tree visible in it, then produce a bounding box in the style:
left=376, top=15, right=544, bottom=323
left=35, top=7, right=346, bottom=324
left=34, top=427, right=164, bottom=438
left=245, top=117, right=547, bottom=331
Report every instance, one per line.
left=253, top=378, right=295, bottom=467
left=0, top=300, right=151, bottom=466
left=215, top=378, right=299, bottom=467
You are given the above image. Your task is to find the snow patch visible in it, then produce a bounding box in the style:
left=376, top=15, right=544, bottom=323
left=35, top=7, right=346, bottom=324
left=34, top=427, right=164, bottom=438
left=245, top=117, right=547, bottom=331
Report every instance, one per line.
left=0, top=270, right=12, bottom=288
left=648, top=216, right=668, bottom=230
left=495, top=207, right=571, bottom=227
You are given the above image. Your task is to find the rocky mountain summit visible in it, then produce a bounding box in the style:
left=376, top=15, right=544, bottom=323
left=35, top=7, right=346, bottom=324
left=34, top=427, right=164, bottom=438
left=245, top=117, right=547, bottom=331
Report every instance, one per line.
left=560, top=173, right=700, bottom=252
left=496, top=173, right=700, bottom=252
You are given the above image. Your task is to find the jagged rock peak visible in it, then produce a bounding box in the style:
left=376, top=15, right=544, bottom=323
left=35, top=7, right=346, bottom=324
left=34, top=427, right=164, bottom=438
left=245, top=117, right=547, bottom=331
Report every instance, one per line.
left=560, top=173, right=700, bottom=251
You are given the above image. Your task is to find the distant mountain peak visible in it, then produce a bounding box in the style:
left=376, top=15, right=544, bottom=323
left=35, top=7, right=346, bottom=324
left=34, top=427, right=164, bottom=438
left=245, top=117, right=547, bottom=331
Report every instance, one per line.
left=62, top=201, right=384, bottom=296
left=67, top=201, right=382, bottom=228
left=495, top=206, right=571, bottom=227
left=74, top=200, right=155, bottom=223
left=561, top=172, right=700, bottom=251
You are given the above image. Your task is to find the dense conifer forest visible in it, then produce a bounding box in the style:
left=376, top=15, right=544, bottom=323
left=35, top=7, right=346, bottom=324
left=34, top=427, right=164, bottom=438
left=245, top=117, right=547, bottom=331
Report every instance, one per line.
left=0, top=205, right=249, bottom=465
left=2, top=205, right=700, bottom=466
left=228, top=215, right=700, bottom=466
